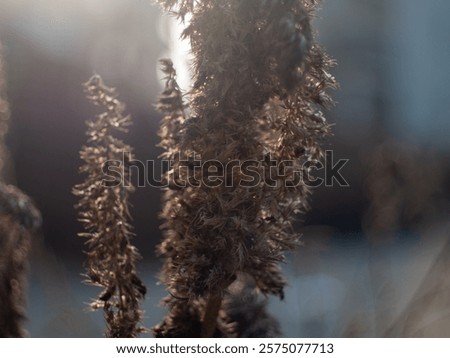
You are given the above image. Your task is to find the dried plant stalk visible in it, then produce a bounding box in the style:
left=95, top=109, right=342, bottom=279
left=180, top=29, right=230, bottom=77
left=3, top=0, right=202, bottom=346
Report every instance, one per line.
left=0, top=184, right=41, bottom=337
left=73, top=75, right=146, bottom=337
left=155, top=0, right=336, bottom=337
left=0, top=42, right=41, bottom=337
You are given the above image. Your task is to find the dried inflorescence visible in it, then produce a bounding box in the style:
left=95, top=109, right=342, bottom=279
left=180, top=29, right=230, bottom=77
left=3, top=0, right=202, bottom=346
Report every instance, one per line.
left=155, top=0, right=336, bottom=337
left=0, top=43, right=41, bottom=337
left=73, top=75, right=146, bottom=337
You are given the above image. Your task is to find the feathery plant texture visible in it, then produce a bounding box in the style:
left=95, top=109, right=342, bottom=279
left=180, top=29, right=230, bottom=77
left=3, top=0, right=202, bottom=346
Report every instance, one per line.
left=73, top=75, right=146, bottom=338
left=0, top=42, right=41, bottom=337
left=155, top=0, right=336, bottom=337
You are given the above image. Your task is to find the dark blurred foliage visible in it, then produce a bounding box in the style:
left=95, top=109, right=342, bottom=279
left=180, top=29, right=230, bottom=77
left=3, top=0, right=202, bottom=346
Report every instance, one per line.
left=0, top=41, right=42, bottom=337
left=223, top=277, right=281, bottom=338
left=0, top=183, right=41, bottom=337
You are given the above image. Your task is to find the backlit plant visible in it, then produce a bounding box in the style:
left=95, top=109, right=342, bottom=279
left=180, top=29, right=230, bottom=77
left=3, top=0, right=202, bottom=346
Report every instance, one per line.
left=154, top=0, right=336, bottom=337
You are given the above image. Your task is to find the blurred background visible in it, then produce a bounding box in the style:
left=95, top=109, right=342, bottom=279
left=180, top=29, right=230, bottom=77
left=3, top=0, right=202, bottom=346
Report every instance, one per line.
left=0, top=0, right=449, bottom=337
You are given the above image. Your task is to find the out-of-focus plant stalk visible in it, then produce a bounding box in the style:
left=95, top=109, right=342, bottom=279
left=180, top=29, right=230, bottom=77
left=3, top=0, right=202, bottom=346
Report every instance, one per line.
left=0, top=42, right=41, bottom=338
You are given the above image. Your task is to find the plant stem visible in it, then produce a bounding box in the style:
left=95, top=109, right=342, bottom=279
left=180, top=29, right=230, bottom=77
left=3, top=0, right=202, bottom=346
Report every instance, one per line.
left=201, top=294, right=222, bottom=338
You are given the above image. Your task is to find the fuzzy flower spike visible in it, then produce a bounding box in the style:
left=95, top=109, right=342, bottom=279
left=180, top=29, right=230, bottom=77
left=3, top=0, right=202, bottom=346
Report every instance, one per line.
left=74, top=75, right=146, bottom=338
left=155, top=0, right=336, bottom=337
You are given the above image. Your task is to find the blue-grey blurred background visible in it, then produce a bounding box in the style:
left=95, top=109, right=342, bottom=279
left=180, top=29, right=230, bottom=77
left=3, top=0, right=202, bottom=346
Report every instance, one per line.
left=0, top=0, right=449, bottom=337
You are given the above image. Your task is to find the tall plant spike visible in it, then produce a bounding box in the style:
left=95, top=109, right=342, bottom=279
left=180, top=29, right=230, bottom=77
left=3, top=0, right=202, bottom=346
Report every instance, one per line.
left=73, top=75, right=146, bottom=337
left=155, top=0, right=336, bottom=337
